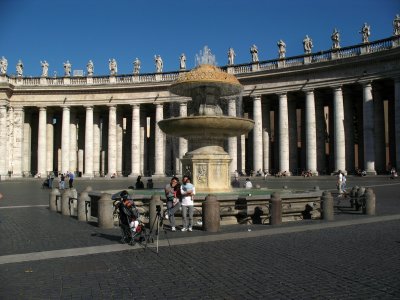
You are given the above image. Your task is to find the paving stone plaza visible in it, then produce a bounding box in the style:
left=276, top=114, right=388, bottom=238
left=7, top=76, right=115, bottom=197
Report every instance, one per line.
left=0, top=176, right=400, bottom=299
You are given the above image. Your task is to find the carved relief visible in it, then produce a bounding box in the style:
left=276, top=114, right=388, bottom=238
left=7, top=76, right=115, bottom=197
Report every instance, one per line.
left=197, top=164, right=207, bottom=183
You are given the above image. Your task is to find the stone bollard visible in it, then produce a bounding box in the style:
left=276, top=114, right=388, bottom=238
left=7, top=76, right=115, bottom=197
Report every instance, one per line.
left=61, top=189, right=72, bottom=216
left=49, top=188, right=60, bottom=211
left=363, top=188, right=376, bottom=215
left=84, top=186, right=93, bottom=193
left=270, top=192, right=282, bottom=225
left=98, top=193, right=114, bottom=229
left=202, top=194, right=220, bottom=232
left=77, top=191, right=91, bottom=221
left=149, top=195, right=163, bottom=230
left=321, top=191, right=334, bottom=221
left=69, top=188, right=78, bottom=216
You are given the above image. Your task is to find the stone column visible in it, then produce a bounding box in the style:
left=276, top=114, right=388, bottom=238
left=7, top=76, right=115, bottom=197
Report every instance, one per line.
left=61, top=106, right=70, bottom=173
left=83, top=106, right=94, bottom=177
left=154, top=103, right=164, bottom=176
left=12, top=107, right=24, bottom=177
left=38, top=106, right=47, bottom=177
left=23, top=113, right=32, bottom=176
left=69, top=110, right=77, bottom=174
left=362, top=82, right=376, bottom=174
left=262, top=101, right=270, bottom=174
left=395, top=78, right=400, bottom=168
left=130, top=104, right=141, bottom=177
left=107, top=105, right=117, bottom=176
left=252, top=95, right=263, bottom=174
left=116, top=111, right=123, bottom=176
left=241, top=134, right=246, bottom=174
left=0, top=104, right=8, bottom=176
left=278, top=93, right=289, bottom=173
left=46, top=113, right=53, bottom=173
left=228, top=98, right=238, bottom=175
left=333, top=87, right=346, bottom=173
left=305, top=90, right=318, bottom=174
left=177, top=102, right=188, bottom=176
left=93, top=111, right=100, bottom=176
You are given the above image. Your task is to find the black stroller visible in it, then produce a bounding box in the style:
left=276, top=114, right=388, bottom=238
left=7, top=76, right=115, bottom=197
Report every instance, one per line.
left=41, top=178, right=50, bottom=189
left=113, top=191, right=148, bottom=246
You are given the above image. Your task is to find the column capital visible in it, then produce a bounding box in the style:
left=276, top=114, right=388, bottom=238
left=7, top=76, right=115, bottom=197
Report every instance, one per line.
left=250, top=94, right=262, bottom=101
left=84, top=105, right=93, bottom=109
left=107, top=104, right=116, bottom=109
left=179, top=102, right=188, bottom=107
left=303, top=89, right=314, bottom=95
left=61, top=105, right=70, bottom=110
left=13, top=106, right=24, bottom=111
left=130, top=103, right=140, bottom=109
left=332, top=85, right=343, bottom=92
left=154, top=102, right=164, bottom=107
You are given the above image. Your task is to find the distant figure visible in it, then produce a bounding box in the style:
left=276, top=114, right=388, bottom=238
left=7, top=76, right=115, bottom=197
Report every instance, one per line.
left=277, top=40, right=286, bottom=58
left=331, top=28, right=340, bottom=50
left=179, top=53, right=186, bottom=70
left=227, top=48, right=236, bottom=65
left=154, top=55, right=163, bottom=73
left=0, top=56, right=8, bottom=75
left=67, top=171, right=74, bottom=188
left=232, top=178, right=240, bottom=188
left=40, top=60, right=49, bottom=77
left=360, top=23, right=371, bottom=43
left=16, top=59, right=23, bottom=77
left=133, top=57, right=141, bottom=75
left=109, top=58, right=118, bottom=76
left=87, top=60, right=94, bottom=76
left=146, top=178, right=154, bottom=189
left=244, top=178, right=253, bottom=189
left=135, top=175, right=144, bottom=189
left=337, top=170, right=343, bottom=194
left=303, top=35, right=313, bottom=54
left=390, top=167, right=398, bottom=179
left=393, top=14, right=400, bottom=36
left=250, top=44, right=259, bottom=62
left=63, top=60, right=72, bottom=76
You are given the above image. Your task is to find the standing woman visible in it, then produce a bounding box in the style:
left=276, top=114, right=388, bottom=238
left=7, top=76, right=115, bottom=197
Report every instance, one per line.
left=180, top=175, right=195, bottom=232
left=164, top=177, right=181, bottom=231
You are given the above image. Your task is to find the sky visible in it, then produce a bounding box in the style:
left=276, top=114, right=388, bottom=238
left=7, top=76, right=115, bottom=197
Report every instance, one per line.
left=1, top=0, right=399, bottom=77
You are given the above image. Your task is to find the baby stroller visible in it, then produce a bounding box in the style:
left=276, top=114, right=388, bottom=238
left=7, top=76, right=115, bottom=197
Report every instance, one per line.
left=113, top=191, right=147, bottom=246
left=41, top=178, right=50, bottom=189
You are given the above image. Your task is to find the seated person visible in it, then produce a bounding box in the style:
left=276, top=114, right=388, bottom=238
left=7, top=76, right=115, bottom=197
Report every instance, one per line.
left=135, top=175, right=144, bottom=189
left=244, top=178, right=253, bottom=189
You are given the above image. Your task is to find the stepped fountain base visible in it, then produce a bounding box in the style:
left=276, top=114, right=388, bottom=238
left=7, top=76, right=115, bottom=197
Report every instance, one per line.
left=181, top=146, right=232, bottom=193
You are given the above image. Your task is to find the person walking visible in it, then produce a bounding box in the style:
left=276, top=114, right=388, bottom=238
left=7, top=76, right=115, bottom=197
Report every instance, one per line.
left=164, top=176, right=181, bottom=231
left=337, top=170, right=343, bottom=194
left=180, top=175, right=195, bottom=232
left=67, top=171, right=74, bottom=189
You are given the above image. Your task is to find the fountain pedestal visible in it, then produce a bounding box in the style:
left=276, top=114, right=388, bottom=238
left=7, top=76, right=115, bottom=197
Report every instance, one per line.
left=181, top=146, right=232, bottom=193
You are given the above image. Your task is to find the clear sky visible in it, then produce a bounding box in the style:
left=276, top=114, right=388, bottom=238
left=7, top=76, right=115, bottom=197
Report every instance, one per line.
left=1, top=0, right=399, bottom=77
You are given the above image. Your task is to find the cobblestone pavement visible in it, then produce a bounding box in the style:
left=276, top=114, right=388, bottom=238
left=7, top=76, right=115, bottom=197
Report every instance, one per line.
left=0, top=177, right=399, bottom=299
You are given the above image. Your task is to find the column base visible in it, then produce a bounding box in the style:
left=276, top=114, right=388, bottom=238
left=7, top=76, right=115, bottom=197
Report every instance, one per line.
left=128, top=173, right=142, bottom=178
left=365, top=170, right=377, bottom=175
left=82, top=173, right=94, bottom=178
left=152, top=173, right=166, bottom=178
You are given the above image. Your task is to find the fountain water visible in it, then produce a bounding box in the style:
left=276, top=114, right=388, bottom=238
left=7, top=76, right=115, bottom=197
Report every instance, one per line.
left=158, top=47, right=254, bottom=193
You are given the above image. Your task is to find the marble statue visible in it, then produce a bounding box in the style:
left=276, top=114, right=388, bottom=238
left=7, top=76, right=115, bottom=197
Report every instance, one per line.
left=331, top=28, right=340, bottom=50
left=133, top=57, right=141, bottom=75
left=180, top=53, right=186, bottom=70
left=87, top=60, right=94, bottom=76
left=228, top=48, right=235, bottom=65
left=154, top=55, right=163, bottom=73
left=109, top=58, right=117, bottom=76
left=303, top=35, right=313, bottom=54
left=40, top=60, right=49, bottom=77
left=63, top=60, right=72, bottom=76
left=0, top=56, right=8, bottom=75
left=250, top=44, right=259, bottom=62
left=360, top=23, right=371, bottom=43
left=16, top=59, right=23, bottom=77
left=393, top=14, right=400, bottom=36
left=277, top=40, right=286, bottom=58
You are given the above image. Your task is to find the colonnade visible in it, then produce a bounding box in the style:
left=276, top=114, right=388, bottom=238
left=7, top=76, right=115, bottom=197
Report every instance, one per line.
left=0, top=78, right=399, bottom=178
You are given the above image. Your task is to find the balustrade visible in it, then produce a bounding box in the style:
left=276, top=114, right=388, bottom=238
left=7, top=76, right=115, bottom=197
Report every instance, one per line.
left=1, top=36, right=398, bottom=87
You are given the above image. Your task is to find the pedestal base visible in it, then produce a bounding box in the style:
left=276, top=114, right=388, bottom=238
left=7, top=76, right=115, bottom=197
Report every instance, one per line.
left=181, top=146, right=232, bottom=193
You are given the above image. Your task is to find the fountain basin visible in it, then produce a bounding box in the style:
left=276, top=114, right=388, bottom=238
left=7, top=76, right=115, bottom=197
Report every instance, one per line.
left=158, top=115, right=254, bottom=139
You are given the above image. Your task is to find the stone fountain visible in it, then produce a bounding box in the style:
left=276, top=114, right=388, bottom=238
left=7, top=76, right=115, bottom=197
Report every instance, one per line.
left=158, top=47, right=254, bottom=193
